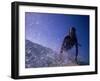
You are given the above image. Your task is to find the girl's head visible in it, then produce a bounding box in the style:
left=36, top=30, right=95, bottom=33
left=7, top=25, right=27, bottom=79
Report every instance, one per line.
left=69, top=27, right=76, bottom=37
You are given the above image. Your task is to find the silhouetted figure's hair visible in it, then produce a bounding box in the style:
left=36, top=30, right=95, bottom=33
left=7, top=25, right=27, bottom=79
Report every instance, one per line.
left=60, top=27, right=79, bottom=63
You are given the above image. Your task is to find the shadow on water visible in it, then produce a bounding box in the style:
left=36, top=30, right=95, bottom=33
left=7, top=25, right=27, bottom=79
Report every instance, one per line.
left=77, top=61, right=89, bottom=65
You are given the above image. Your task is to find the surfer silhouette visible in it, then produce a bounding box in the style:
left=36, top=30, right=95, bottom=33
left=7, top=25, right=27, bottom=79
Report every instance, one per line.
left=60, top=27, right=80, bottom=63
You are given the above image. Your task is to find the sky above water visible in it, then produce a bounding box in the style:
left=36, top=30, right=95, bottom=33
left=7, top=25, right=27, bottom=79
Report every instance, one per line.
left=25, top=12, right=89, bottom=63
